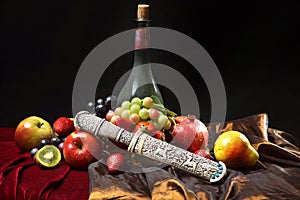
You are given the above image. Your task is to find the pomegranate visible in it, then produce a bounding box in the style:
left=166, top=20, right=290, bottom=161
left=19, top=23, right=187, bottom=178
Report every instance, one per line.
left=172, top=115, right=208, bottom=152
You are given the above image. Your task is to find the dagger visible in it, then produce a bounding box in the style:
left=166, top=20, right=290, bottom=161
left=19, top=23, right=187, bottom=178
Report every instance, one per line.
left=74, top=111, right=227, bottom=183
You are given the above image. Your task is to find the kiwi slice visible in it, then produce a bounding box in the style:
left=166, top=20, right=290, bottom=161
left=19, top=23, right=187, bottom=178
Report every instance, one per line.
left=36, top=145, right=61, bottom=168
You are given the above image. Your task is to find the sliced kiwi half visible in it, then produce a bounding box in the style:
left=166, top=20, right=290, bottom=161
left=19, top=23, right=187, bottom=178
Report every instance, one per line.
left=36, top=145, right=61, bottom=168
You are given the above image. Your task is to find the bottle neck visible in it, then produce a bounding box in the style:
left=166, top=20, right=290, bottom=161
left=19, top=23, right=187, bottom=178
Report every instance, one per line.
left=133, top=19, right=150, bottom=67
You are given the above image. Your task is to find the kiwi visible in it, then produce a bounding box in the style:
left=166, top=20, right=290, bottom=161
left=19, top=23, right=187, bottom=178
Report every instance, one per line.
left=36, top=145, right=61, bottom=168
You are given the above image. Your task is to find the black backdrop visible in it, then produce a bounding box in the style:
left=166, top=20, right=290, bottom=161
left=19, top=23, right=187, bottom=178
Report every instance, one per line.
left=1, top=1, right=299, bottom=141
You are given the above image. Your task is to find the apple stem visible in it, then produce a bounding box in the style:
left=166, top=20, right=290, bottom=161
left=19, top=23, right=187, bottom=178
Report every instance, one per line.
left=37, top=122, right=44, bottom=128
left=74, top=141, right=82, bottom=149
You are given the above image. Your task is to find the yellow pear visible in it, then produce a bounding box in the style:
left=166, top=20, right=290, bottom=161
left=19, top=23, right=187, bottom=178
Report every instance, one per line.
left=213, top=130, right=259, bottom=168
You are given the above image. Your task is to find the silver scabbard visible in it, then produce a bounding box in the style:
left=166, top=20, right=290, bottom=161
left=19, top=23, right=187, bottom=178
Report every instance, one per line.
left=74, top=111, right=227, bottom=183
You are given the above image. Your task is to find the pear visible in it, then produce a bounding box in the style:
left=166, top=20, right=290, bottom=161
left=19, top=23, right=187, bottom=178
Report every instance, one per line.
left=213, top=130, right=259, bottom=168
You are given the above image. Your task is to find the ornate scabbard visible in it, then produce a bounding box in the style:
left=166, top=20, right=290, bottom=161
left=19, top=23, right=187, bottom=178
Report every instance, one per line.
left=74, top=111, right=227, bottom=183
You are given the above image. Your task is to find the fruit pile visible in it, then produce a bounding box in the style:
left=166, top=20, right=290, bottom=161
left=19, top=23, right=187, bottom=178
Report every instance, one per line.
left=82, top=95, right=212, bottom=173
left=15, top=116, right=102, bottom=170
left=87, top=95, right=176, bottom=142
left=91, top=95, right=211, bottom=158
left=107, top=96, right=175, bottom=142
left=30, top=135, right=65, bottom=167
left=14, top=95, right=260, bottom=173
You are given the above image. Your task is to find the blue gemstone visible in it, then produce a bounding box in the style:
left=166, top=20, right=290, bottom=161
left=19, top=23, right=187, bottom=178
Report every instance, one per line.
left=217, top=163, right=221, bottom=167
left=216, top=173, right=220, bottom=177
left=218, top=166, right=223, bottom=170
left=211, top=174, right=215, bottom=179
left=218, top=170, right=222, bottom=174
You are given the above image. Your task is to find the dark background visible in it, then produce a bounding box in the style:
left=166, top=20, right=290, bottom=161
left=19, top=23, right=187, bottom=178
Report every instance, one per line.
left=1, top=1, right=299, bottom=141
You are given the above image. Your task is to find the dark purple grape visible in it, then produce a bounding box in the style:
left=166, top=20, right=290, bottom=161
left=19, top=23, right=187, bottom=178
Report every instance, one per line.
left=58, top=142, right=64, bottom=152
left=30, top=147, right=39, bottom=158
left=87, top=101, right=95, bottom=113
left=96, top=98, right=104, bottom=105
left=51, top=136, right=62, bottom=146
left=40, top=139, right=51, bottom=148
left=58, top=142, right=64, bottom=160
left=105, top=95, right=117, bottom=110
left=95, top=104, right=107, bottom=118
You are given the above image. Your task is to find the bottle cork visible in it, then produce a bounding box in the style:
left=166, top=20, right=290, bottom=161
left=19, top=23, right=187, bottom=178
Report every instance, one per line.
left=137, top=4, right=149, bottom=20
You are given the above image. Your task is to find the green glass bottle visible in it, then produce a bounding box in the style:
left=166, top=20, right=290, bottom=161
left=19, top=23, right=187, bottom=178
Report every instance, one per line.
left=116, top=4, right=164, bottom=106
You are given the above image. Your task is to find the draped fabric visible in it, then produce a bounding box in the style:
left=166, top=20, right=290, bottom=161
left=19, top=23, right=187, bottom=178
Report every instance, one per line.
left=1, top=113, right=299, bottom=199
left=88, top=113, right=300, bottom=200
left=0, top=128, right=89, bottom=200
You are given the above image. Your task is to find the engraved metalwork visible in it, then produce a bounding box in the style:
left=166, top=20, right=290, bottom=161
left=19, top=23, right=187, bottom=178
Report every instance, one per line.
left=75, top=111, right=227, bottom=183
left=74, top=111, right=133, bottom=145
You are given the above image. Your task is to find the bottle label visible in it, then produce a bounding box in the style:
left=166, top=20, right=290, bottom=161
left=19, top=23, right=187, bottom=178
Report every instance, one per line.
left=135, top=27, right=149, bottom=50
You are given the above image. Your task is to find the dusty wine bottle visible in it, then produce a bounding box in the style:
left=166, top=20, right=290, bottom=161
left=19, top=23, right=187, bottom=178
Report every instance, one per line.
left=116, top=4, right=164, bottom=106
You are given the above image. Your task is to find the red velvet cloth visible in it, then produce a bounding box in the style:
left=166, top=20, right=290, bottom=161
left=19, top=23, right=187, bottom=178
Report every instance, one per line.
left=0, top=128, right=89, bottom=200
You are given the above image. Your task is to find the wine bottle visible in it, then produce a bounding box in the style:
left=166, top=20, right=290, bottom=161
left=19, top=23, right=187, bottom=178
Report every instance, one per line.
left=116, top=4, right=164, bottom=106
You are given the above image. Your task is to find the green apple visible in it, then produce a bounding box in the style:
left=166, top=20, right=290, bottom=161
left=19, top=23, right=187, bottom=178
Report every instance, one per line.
left=14, top=116, right=53, bottom=152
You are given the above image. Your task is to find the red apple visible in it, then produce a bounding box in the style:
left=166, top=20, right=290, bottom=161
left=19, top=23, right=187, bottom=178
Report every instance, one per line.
left=15, top=116, right=53, bottom=152
left=63, top=131, right=102, bottom=170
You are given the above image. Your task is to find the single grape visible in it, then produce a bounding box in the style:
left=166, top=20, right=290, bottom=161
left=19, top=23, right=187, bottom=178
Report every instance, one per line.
left=40, top=139, right=51, bottom=148
left=106, top=110, right=114, bottom=121
left=30, top=147, right=39, bottom=158
left=129, top=113, right=140, bottom=124
left=121, top=109, right=130, bottom=119
left=121, top=100, right=131, bottom=110
left=139, top=108, right=149, bottom=120
left=152, top=121, right=162, bottom=130
left=131, top=97, right=142, bottom=106
left=149, top=108, right=160, bottom=120
left=51, top=136, right=62, bottom=146
left=163, top=119, right=172, bottom=130
left=129, top=104, right=141, bottom=114
left=96, top=98, right=104, bottom=105
left=142, top=97, right=153, bottom=108
left=58, top=142, right=64, bottom=152
left=110, top=115, right=120, bottom=123
left=87, top=101, right=95, bottom=113
left=96, top=104, right=107, bottom=118
left=105, top=95, right=117, bottom=110
left=158, top=114, right=168, bottom=128
left=114, top=107, right=123, bottom=116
